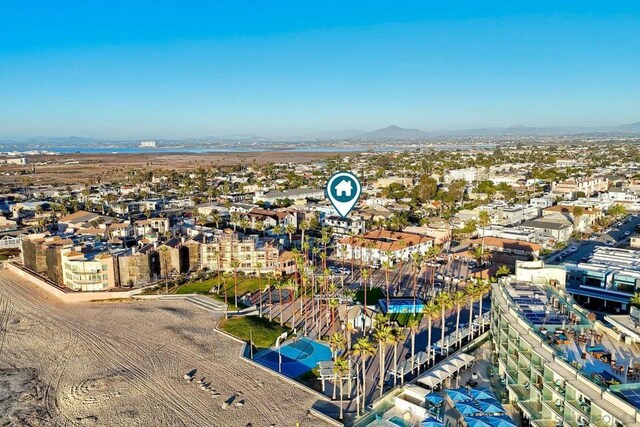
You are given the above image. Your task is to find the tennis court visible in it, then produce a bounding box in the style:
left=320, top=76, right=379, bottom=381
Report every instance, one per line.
left=253, top=337, right=332, bottom=378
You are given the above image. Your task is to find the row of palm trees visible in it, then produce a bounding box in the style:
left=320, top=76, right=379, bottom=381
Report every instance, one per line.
left=325, top=279, right=493, bottom=419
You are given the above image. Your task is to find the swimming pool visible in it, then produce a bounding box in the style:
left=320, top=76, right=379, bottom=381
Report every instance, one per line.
left=379, top=298, right=425, bottom=314
left=253, top=337, right=332, bottom=378
left=389, top=415, right=410, bottom=427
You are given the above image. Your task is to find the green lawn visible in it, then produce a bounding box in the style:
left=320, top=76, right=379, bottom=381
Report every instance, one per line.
left=218, top=315, right=290, bottom=349
left=355, top=287, right=385, bottom=305
left=177, top=275, right=284, bottom=298
left=390, top=312, right=423, bottom=327
left=175, top=278, right=217, bottom=294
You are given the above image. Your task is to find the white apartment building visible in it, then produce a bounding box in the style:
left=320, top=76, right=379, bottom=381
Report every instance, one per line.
left=61, top=249, right=117, bottom=291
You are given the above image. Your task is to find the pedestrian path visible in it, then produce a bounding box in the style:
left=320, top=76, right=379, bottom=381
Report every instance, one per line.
left=152, top=294, right=227, bottom=312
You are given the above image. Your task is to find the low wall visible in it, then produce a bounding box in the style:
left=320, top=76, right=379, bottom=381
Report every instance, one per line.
left=5, top=262, right=149, bottom=303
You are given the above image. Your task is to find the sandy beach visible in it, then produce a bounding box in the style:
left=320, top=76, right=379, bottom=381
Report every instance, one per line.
left=0, top=270, right=330, bottom=427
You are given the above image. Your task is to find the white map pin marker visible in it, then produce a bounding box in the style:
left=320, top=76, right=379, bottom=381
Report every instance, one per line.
left=326, top=171, right=362, bottom=218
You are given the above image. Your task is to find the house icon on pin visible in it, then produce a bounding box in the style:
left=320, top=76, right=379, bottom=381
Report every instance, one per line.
left=335, top=179, right=353, bottom=197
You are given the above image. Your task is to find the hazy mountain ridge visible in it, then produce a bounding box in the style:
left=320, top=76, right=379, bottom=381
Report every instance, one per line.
left=2, top=121, right=640, bottom=147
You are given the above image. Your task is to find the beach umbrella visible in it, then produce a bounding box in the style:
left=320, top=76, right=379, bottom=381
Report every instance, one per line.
left=464, top=417, right=493, bottom=427
left=446, top=388, right=473, bottom=402
left=426, top=393, right=444, bottom=405
left=420, top=417, right=444, bottom=427
left=455, top=401, right=482, bottom=415
left=477, top=400, right=505, bottom=414
left=476, top=416, right=517, bottom=427
left=469, top=388, right=496, bottom=401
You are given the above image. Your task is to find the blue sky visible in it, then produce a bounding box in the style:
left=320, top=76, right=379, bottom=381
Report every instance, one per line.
left=1, top=1, right=640, bottom=139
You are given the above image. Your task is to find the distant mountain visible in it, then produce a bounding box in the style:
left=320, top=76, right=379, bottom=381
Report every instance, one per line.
left=353, top=125, right=429, bottom=139
left=617, top=122, right=640, bottom=132
left=289, top=129, right=366, bottom=141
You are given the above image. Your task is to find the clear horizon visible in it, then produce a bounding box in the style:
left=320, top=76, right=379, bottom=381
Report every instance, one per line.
left=1, top=1, right=639, bottom=139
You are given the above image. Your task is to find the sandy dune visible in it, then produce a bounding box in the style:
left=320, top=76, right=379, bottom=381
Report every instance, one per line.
left=0, top=270, right=329, bottom=427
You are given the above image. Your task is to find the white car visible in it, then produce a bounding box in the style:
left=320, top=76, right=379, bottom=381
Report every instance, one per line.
left=625, top=231, right=631, bottom=236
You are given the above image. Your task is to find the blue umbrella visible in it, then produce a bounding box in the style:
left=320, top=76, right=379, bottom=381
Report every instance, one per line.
left=464, top=417, right=493, bottom=427
left=455, top=401, right=482, bottom=415
left=426, top=393, right=444, bottom=405
left=478, top=416, right=517, bottom=427
left=477, top=400, right=505, bottom=415
left=446, top=388, right=472, bottom=402
left=469, top=387, right=497, bottom=401
left=420, top=417, right=444, bottom=427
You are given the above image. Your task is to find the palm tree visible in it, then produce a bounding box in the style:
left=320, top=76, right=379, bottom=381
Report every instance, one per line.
left=353, top=337, right=376, bottom=414
left=478, top=209, right=490, bottom=259
left=328, top=298, right=340, bottom=334
left=333, top=357, right=351, bottom=420
left=435, top=292, right=453, bottom=356
left=390, top=326, right=406, bottom=386
left=275, top=280, right=288, bottom=327
left=410, top=252, right=422, bottom=314
left=272, top=224, right=283, bottom=245
left=230, top=260, right=241, bottom=308
left=230, top=213, right=240, bottom=231
left=475, top=280, right=491, bottom=334
left=422, top=301, right=439, bottom=361
left=632, top=292, right=640, bottom=308
left=287, top=278, right=299, bottom=330
left=496, top=264, right=511, bottom=277
left=382, top=259, right=392, bottom=311
left=465, top=283, right=478, bottom=341
left=426, top=245, right=442, bottom=290
left=209, top=210, right=221, bottom=228
left=285, top=223, right=296, bottom=248
left=256, top=261, right=263, bottom=315
left=265, top=272, right=274, bottom=321
left=361, top=267, right=371, bottom=332
left=329, top=332, right=346, bottom=361
left=451, top=290, right=466, bottom=348
left=407, top=316, right=420, bottom=375
left=373, top=325, right=393, bottom=397
left=320, top=228, right=332, bottom=270
left=300, top=220, right=310, bottom=254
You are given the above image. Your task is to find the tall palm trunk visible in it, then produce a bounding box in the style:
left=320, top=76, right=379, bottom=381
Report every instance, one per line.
left=456, top=304, right=462, bottom=348
left=393, top=343, right=398, bottom=387
left=411, top=332, right=416, bottom=375
left=468, top=297, right=475, bottom=341
left=479, top=292, right=485, bottom=333
left=279, top=288, right=284, bottom=327
left=440, top=306, right=446, bottom=357
left=338, top=376, right=344, bottom=420
left=233, top=271, right=238, bottom=308
left=427, top=319, right=434, bottom=364
left=385, top=270, right=390, bottom=309
left=378, top=345, right=386, bottom=398
left=361, top=357, right=367, bottom=411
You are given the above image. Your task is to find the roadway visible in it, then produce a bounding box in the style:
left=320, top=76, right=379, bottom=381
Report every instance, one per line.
left=547, top=213, right=640, bottom=265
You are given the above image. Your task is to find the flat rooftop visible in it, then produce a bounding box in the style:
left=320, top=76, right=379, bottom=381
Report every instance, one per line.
left=571, top=246, right=640, bottom=275
left=503, top=281, right=640, bottom=405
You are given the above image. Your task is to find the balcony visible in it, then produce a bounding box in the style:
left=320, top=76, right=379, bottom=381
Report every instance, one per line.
left=508, top=383, right=529, bottom=400
left=542, top=398, right=564, bottom=418
left=519, top=400, right=543, bottom=420
left=531, top=420, right=560, bottom=427
left=506, top=368, right=519, bottom=383
left=565, top=399, right=590, bottom=418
